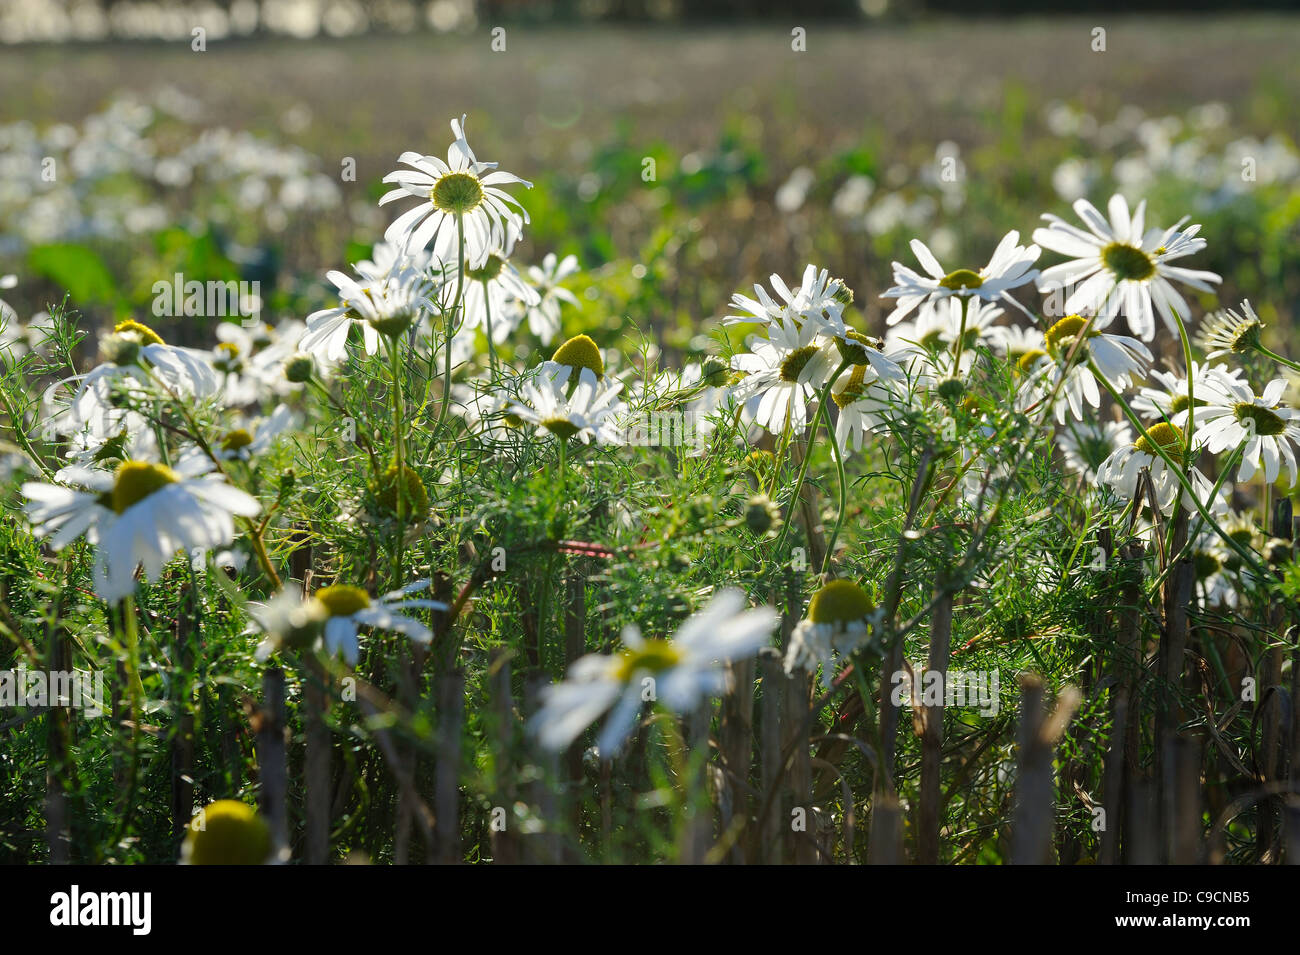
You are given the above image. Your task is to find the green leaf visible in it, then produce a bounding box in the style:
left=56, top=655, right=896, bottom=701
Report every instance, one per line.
left=27, top=243, right=118, bottom=306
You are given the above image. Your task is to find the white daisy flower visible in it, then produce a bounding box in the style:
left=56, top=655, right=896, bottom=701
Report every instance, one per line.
left=1094, top=422, right=1226, bottom=517
left=729, top=315, right=836, bottom=435
left=880, top=231, right=1040, bottom=326
left=461, top=241, right=540, bottom=346
left=724, top=263, right=852, bottom=335
left=830, top=367, right=902, bottom=454
left=247, top=589, right=330, bottom=662
left=1193, top=375, right=1300, bottom=486
left=1190, top=528, right=1236, bottom=609
left=529, top=588, right=778, bottom=755
left=215, top=318, right=310, bottom=404
left=955, top=430, right=1016, bottom=513
left=0, top=273, right=17, bottom=326
left=1131, top=361, right=1245, bottom=425
left=48, top=321, right=219, bottom=451
left=212, top=403, right=296, bottom=462
left=380, top=115, right=532, bottom=268
left=308, top=581, right=449, bottom=666
left=1017, top=314, right=1152, bottom=424
left=21, top=457, right=260, bottom=602
left=783, top=579, right=876, bottom=689
left=353, top=240, right=445, bottom=287
left=300, top=264, right=435, bottom=363
left=509, top=364, right=626, bottom=445
left=521, top=252, right=580, bottom=346
left=1196, top=300, right=1264, bottom=360
left=1032, top=194, right=1221, bottom=341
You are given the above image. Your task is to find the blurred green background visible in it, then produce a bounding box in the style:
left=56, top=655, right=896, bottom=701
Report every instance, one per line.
left=2, top=13, right=1298, bottom=361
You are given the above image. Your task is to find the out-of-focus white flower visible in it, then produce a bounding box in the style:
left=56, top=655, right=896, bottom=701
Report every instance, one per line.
left=530, top=588, right=777, bottom=755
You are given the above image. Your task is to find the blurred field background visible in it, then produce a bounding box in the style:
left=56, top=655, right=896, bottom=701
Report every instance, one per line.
left=2, top=7, right=1299, bottom=364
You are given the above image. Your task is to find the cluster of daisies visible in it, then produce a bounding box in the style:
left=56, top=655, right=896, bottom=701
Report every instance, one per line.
left=727, top=195, right=1298, bottom=685
left=10, top=111, right=1299, bottom=753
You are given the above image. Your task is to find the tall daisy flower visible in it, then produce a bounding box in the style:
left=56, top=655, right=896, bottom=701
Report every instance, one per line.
left=989, top=323, right=1046, bottom=366
left=380, top=115, right=532, bottom=267
left=724, top=263, right=852, bottom=333
left=21, top=457, right=260, bottom=602
left=783, top=579, right=877, bottom=689
left=829, top=367, right=903, bottom=454
left=1018, top=314, right=1151, bottom=424
left=50, top=320, right=219, bottom=451
left=529, top=588, right=778, bottom=755
left=1032, top=194, right=1221, bottom=340
left=212, top=403, right=296, bottom=462
left=1094, top=422, right=1226, bottom=517
left=880, top=231, right=1040, bottom=326
left=1193, top=376, right=1300, bottom=486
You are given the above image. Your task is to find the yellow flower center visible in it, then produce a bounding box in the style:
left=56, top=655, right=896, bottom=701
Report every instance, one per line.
left=832, top=365, right=871, bottom=409
left=214, top=341, right=243, bottom=373
left=615, top=638, right=682, bottom=682
left=1134, top=422, right=1187, bottom=465
left=541, top=416, right=580, bottom=440
left=551, top=334, right=604, bottom=380
left=743, top=449, right=775, bottom=479
left=313, top=584, right=371, bottom=617
left=185, top=800, right=272, bottom=866
left=1044, top=314, right=1097, bottom=359
left=221, top=428, right=254, bottom=453
left=430, top=171, right=484, bottom=214
left=467, top=254, right=505, bottom=283
left=371, top=462, right=430, bottom=518
left=807, top=579, right=873, bottom=625
left=1234, top=402, right=1286, bottom=437
left=1101, top=242, right=1156, bottom=282
left=114, top=319, right=164, bottom=346
left=938, top=268, right=983, bottom=292
left=779, top=344, right=821, bottom=383
left=1016, top=348, right=1047, bottom=374
left=110, top=460, right=178, bottom=514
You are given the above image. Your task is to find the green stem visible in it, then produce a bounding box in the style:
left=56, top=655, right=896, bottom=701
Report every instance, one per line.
left=1257, top=344, right=1300, bottom=375
left=387, top=334, right=407, bottom=583
left=821, top=403, right=849, bottom=576
left=1172, top=309, right=1197, bottom=463
left=482, top=278, right=499, bottom=382
left=433, top=211, right=466, bottom=437
left=774, top=359, right=851, bottom=556
left=952, top=294, right=970, bottom=370
left=109, top=596, right=144, bottom=851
